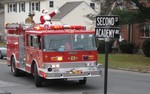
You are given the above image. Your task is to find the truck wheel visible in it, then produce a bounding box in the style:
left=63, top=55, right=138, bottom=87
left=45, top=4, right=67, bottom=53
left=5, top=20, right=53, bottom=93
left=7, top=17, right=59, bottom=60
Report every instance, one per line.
left=11, top=57, right=20, bottom=76
left=79, top=77, right=87, bottom=85
left=34, top=64, right=42, bottom=87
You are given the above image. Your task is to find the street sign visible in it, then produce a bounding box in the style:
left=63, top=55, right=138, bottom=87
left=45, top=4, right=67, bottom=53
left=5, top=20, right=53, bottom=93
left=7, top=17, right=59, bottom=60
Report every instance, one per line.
left=95, top=27, right=120, bottom=38
left=96, top=16, right=119, bottom=27
left=95, top=15, right=120, bottom=94
left=95, top=15, right=120, bottom=39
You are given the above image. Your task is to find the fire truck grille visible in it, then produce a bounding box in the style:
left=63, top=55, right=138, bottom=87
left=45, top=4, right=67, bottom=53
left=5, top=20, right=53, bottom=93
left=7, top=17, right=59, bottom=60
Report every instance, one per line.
left=60, top=63, right=86, bottom=68
left=43, top=62, right=96, bottom=68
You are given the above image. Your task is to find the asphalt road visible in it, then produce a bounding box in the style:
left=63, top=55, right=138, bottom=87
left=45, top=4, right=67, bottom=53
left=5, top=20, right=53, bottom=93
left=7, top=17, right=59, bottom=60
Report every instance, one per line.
left=0, top=59, right=150, bottom=94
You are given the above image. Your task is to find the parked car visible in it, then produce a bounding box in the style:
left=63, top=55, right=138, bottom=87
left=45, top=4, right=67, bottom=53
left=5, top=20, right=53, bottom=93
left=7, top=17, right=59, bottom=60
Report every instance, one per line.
left=0, top=46, right=7, bottom=59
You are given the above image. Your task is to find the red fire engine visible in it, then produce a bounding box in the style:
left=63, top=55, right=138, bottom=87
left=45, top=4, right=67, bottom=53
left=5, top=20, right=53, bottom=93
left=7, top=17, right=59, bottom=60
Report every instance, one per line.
left=6, top=23, right=102, bottom=87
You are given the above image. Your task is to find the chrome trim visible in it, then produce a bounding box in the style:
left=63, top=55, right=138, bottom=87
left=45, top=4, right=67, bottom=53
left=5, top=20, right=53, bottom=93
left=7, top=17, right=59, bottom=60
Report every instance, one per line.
left=43, top=61, right=97, bottom=68
left=45, top=70, right=102, bottom=79
left=39, top=62, right=102, bottom=79
left=26, top=63, right=31, bottom=67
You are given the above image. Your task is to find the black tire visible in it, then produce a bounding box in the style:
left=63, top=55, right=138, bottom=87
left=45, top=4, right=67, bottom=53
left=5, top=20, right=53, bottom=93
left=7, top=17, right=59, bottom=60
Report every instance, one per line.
left=34, top=64, right=43, bottom=87
left=0, top=51, right=3, bottom=59
left=11, top=57, right=20, bottom=76
left=79, top=77, right=87, bottom=85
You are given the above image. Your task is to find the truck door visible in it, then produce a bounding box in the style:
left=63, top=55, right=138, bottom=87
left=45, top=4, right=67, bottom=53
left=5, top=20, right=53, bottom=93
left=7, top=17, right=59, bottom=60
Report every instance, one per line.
left=19, top=35, right=26, bottom=68
left=26, top=35, right=42, bottom=69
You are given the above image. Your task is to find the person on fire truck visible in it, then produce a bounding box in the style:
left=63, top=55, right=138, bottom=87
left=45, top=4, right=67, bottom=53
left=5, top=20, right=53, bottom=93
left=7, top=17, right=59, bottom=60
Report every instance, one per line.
left=40, top=9, right=60, bottom=24
left=25, top=11, right=35, bottom=24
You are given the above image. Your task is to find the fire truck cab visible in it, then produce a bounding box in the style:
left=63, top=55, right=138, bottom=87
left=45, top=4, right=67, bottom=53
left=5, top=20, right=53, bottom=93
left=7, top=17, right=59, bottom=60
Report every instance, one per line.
left=6, top=23, right=102, bottom=87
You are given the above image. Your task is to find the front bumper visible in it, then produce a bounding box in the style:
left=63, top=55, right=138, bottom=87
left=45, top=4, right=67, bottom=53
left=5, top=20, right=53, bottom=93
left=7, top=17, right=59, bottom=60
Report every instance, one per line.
left=39, top=63, right=103, bottom=79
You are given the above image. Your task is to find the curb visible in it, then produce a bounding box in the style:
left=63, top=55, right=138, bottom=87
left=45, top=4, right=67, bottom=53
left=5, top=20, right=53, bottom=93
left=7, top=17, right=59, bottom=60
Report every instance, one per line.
left=110, top=67, right=150, bottom=74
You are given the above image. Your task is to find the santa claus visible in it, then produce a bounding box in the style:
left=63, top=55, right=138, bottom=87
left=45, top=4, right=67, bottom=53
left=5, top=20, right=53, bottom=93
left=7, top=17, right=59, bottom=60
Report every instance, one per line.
left=40, top=9, right=60, bottom=24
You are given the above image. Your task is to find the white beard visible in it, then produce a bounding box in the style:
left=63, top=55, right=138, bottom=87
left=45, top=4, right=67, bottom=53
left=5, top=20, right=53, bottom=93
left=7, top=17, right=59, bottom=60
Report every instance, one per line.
left=43, top=14, right=52, bottom=25
left=43, top=14, right=51, bottom=20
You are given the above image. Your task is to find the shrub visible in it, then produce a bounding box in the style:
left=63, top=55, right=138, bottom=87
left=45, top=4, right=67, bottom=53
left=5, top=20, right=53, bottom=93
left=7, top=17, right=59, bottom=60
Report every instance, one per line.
left=97, top=40, right=105, bottom=53
left=119, top=41, right=135, bottom=54
left=142, top=38, right=150, bottom=57
left=97, top=40, right=114, bottom=53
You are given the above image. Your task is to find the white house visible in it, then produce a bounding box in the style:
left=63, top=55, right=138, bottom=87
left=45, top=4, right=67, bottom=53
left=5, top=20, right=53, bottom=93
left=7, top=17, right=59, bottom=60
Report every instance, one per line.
left=52, top=1, right=97, bottom=30
left=0, top=9, right=5, bottom=40
left=0, top=9, right=4, bottom=33
left=3, top=0, right=99, bottom=30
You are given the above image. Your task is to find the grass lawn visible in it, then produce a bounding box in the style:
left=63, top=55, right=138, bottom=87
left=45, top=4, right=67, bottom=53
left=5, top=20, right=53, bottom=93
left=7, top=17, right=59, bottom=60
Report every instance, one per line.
left=0, top=42, right=6, bottom=47
left=98, top=54, right=150, bottom=73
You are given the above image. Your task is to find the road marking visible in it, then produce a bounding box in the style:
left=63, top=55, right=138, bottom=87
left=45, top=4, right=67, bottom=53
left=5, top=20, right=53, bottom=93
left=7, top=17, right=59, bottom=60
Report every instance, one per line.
left=0, top=80, right=21, bottom=87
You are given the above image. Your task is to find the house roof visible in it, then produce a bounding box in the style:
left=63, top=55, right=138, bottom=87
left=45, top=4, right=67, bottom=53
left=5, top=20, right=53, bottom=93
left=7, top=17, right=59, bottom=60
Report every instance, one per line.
left=52, top=1, right=84, bottom=20
left=3, top=0, right=43, bottom=3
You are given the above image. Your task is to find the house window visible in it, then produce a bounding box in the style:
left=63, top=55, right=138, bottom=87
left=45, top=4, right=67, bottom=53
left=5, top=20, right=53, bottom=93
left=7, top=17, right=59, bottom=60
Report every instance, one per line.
left=30, top=1, right=40, bottom=11
left=19, top=2, right=25, bottom=12
left=130, top=1, right=138, bottom=9
left=140, top=24, right=150, bottom=38
left=8, top=3, right=17, bottom=12
left=13, top=4, right=17, bottom=12
left=32, top=3, right=35, bottom=10
left=90, top=3, right=95, bottom=10
left=49, top=1, right=54, bottom=8
left=36, top=2, right=40, bottom=11
left=9, top=4, right=12, bottom=12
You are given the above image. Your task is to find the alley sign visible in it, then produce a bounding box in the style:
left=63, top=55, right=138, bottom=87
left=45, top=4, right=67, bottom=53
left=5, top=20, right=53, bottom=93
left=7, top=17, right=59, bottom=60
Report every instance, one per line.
left=95, top=16, right=120, bottom=38
left=95, top=27, right=120, bottom=38
left=96, top=16, right=119, bottom=27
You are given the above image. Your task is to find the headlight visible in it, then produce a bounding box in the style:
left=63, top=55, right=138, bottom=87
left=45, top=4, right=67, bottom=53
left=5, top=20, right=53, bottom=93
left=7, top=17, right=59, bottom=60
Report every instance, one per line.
left=42, top=64, right=60, bottom=68
left=52, top=64, right=60, bottom=68
left=56, top=64, right=60, bottom=68
left=52, top=64, right=56, bottom=68
left=57, top=56, right=63, bottom=61
left=43, top=64, right=60, bottom=72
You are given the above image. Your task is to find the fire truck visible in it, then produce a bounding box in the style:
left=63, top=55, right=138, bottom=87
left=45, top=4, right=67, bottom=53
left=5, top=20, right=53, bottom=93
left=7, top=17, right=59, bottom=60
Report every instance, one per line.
left=6, top=23, right=102, bottom=87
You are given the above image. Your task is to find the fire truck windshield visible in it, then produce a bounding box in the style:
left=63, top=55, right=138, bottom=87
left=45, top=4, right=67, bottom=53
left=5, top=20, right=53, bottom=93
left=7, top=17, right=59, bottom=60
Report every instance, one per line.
left=43, top=34, right=97, bottom=52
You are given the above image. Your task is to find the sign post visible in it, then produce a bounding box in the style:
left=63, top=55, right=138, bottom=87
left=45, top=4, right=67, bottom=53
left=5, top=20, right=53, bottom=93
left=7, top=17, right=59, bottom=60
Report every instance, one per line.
left=95, top=16, right=119, bottom=94
left=104, top=37, right=109, bottom=94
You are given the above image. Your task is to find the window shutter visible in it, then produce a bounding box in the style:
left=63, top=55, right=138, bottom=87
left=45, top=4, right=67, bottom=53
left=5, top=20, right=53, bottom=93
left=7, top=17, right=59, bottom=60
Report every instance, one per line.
left=15, top=3, right=17, bottom=12
left=38, top=1, right=40, bottom=11
left=8, top=4, right=9, bottom=13
left=24, top=2, right=25, bottom=12
left=29, top=2, right=31, bottom=12
left=19, top=3, right=21, bottom=12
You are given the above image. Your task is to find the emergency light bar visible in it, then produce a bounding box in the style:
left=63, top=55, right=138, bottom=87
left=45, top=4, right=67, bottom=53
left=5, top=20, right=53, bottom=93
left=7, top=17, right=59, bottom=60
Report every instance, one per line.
left=5, top=23, right=86, bottom=31
left=5, top=23, right=20, bottom=29
left=5, top=23, right=32, bottom=30
left=34, top=25, right=85, bottom=30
